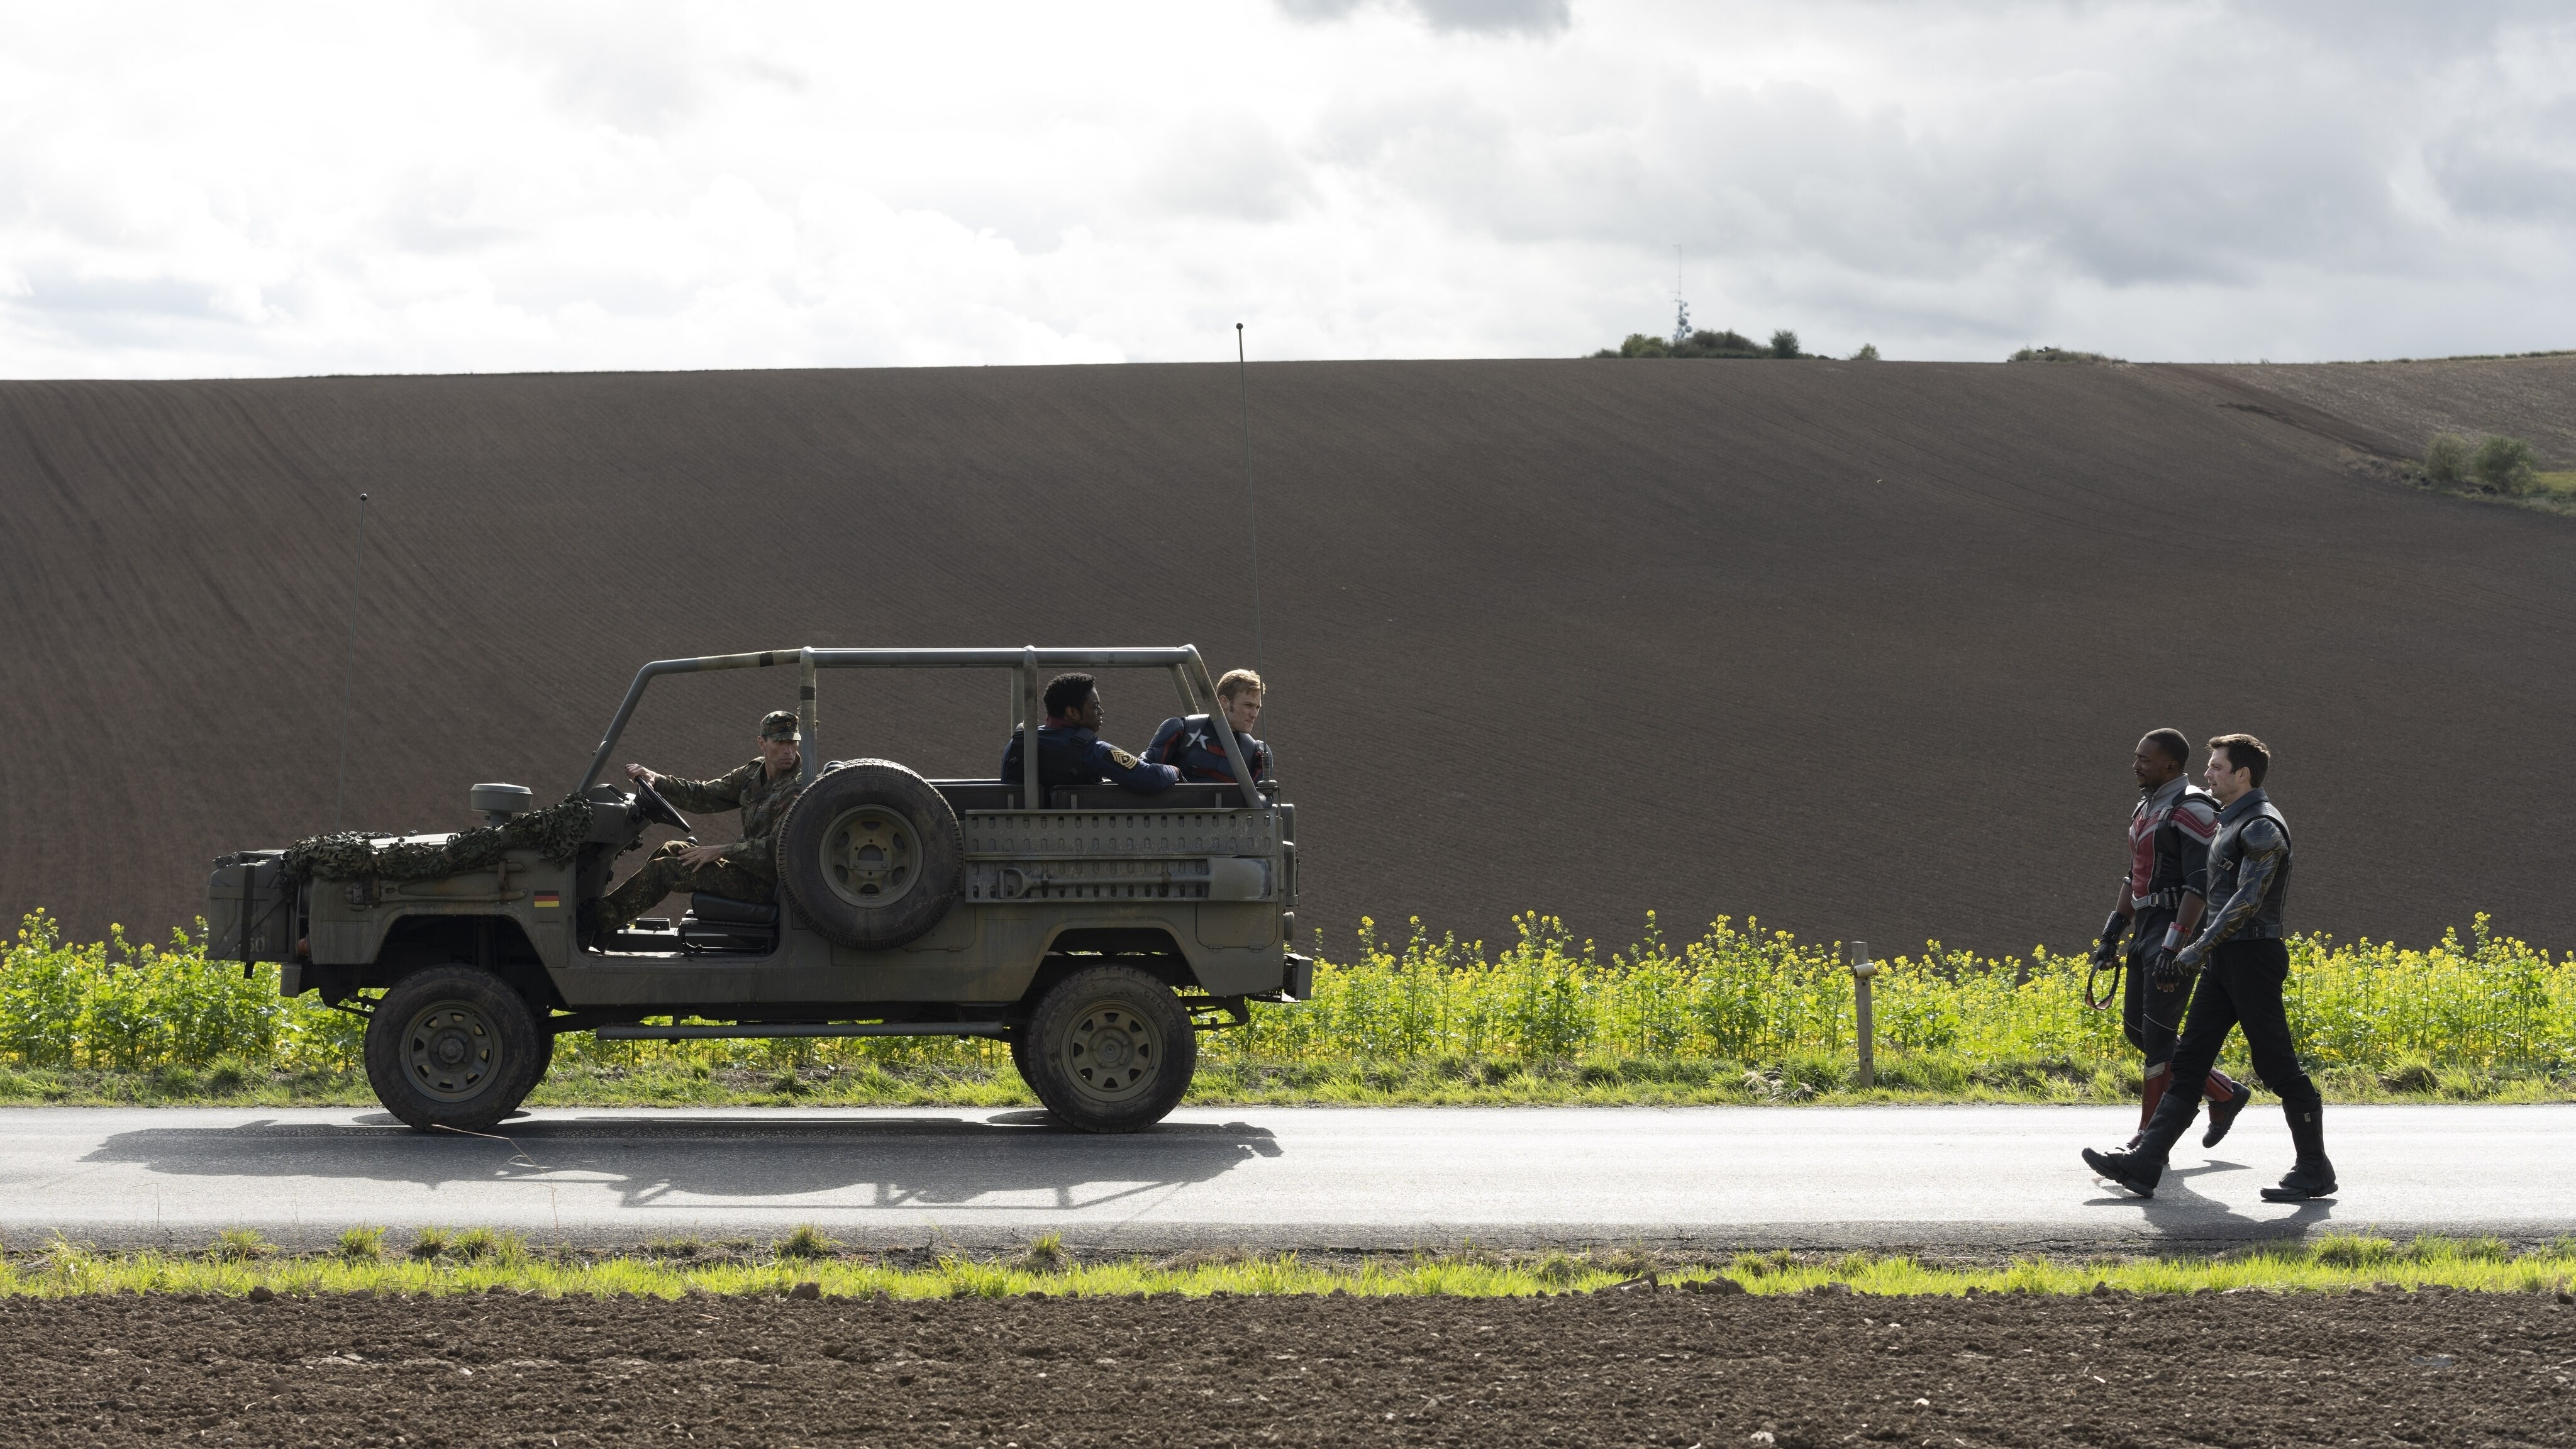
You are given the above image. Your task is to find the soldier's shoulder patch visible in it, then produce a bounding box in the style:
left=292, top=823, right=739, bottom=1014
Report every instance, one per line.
left=1108, top=746, right=1141, bottom=770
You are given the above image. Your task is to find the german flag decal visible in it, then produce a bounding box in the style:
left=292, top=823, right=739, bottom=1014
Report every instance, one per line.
left=533, top=891, right=561, bottom=908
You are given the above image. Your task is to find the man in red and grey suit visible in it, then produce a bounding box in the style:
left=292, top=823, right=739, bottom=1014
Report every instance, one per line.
left=2087, top=728, right=2253, bottom=1149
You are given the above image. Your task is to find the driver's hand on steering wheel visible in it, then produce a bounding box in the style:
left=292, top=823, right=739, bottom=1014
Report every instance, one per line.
left=677, top=843, right=728, bottom=870
left=625, top=763, right=660, bottom=787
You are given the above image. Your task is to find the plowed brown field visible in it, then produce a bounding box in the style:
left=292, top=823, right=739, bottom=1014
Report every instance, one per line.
left=3, top=1287, right=2567, bottom=1448
left=3, top=360, right=2572, bottom=952
left=2202, top=353, right=2576, bottom=465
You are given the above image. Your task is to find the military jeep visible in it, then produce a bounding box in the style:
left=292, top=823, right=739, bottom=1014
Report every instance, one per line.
left=206, top=645, right=1307, bottom=1134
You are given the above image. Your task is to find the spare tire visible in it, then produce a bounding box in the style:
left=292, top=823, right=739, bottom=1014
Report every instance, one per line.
left=775, top=758, right=963, bottom=949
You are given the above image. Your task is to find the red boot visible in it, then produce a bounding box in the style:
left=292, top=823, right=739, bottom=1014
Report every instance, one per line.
left=2128, top=1067, right=2172, bottom=1151
left=2201, top=1070, right=2252, bottom=1148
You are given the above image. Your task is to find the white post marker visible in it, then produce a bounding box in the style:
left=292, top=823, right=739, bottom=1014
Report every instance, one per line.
left=1850, top=941, right=1877, bottom=1089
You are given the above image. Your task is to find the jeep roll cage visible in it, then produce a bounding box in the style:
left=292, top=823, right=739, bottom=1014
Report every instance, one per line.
left=574, top=645, right=1269, bottom=809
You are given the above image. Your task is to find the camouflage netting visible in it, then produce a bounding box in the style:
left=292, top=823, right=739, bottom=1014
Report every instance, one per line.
left=283, top=797, right=603, bottom=882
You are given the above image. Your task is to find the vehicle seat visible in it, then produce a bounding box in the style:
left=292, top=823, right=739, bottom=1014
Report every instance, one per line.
left=678, top=892, right=780, bottom=954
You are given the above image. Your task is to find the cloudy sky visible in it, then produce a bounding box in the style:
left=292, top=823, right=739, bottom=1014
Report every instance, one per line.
left=1, top=0, right=2570, bottom=376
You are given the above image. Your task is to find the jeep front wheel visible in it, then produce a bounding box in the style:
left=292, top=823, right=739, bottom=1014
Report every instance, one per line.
left=1021, top=964, right=1196, bottom=1133
left=364, top=965, right=547, bottom=1133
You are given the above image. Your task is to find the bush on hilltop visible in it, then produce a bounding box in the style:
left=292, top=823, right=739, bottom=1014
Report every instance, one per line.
left=2472, top=435, right=2538, bottom=494
left=1592, top=327, right=1801, bottom=360
left=2421, top=433, right=2541, bottom=496
left=2008, top=346, right=2126, bottom=364
left=2424, top=433, right=2471, bottom=484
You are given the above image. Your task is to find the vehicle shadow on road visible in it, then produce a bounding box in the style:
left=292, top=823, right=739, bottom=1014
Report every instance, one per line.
left=80, top=1113, right=1284, bottom=1212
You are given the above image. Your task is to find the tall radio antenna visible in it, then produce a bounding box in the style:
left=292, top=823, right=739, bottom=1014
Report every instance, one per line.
left=1237, top=322, right=1263, bottom=676
left=331, top=491, right=372, bottom=831
left=1672, top=245, right=1689, bottom=346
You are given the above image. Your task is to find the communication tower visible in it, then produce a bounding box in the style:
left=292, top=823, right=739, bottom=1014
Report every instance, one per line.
left=1671, top=247, right=1690, bottom=347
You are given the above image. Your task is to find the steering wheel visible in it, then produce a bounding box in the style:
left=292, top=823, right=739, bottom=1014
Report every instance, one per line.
left=631, top=777, right=696, bottom=841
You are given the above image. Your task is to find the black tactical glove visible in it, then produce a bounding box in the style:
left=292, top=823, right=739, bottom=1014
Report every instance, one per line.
left=2089, top=909, right=2128, bottom=969
left=2149, top=948, right=2187, bottom=989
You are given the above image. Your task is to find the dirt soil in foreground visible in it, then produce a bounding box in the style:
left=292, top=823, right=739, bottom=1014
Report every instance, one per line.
left=4, top=1287, right=2570, bottom=1448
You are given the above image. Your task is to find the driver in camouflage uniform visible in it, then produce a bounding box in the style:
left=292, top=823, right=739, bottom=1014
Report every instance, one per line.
left=593, top=709, right=808, bottom=932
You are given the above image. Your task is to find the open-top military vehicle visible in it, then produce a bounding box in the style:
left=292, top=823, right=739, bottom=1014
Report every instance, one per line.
left=206, top=646, right=1307, bottom=1134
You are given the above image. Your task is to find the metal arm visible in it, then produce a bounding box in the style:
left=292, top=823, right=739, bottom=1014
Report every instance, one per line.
left=2189, top=845, right=2282, bottom=958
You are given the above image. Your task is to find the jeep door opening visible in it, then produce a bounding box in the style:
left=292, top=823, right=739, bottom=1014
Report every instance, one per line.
left=207, top=645, right=1309, bottom=1135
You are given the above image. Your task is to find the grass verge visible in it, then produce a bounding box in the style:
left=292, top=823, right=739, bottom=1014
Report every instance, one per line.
left=8, top=1233, right=2573, bottom=1302
left=4, top=1055, right=2568, bottom=1108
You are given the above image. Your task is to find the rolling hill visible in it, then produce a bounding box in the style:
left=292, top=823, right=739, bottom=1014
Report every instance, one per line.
left=3, top=356, right=2570, bottom=957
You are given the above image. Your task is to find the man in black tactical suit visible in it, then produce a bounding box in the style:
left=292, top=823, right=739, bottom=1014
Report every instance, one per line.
left=2089, top=729, right=2253, bottom=1150
left=2084, top=734, right=2336, bottom=1202
left=1000, top=672, right=1180, bottom=796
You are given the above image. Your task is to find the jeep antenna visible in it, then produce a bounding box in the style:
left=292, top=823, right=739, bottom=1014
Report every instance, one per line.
left=1236, top=321, right=1263, bottom=676
left=331, top=491, right=371, bottom=831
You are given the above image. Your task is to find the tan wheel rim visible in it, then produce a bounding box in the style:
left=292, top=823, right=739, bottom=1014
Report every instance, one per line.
left=1053, top=997, right=1165, bottom=1106
left=821, top=805, right=919, bottom=909
left=402, top=1001, right=504, bottom=1103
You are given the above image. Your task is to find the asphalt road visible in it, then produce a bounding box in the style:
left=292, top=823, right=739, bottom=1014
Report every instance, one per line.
left=4, top=1104, right=2565, bottom=1255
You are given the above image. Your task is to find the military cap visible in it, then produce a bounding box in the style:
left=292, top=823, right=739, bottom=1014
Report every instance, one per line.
left=760, top=709, right=801, bottom=741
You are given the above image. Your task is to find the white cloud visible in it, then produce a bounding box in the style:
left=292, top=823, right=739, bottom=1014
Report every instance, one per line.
left=0, top=0, right=2570, bottom=375
left=1278, top=0, right=1572, bottom=36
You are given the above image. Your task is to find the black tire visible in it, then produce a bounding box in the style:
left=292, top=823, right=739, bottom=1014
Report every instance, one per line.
left=775, top=759, right=963, bottom=949
left=364, top=965, right=548, bottom=1133
left=1008, top=1027, right=1035, bottom=1094
left=1021, top=964, right=1196, bottom=1133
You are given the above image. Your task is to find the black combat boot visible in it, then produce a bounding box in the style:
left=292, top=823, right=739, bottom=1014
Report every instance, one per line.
left=2259, top=1104, right=2336, bottom=1201
left=2084, top=1085, right=2199, bottom=1197
left=2200, top=1072, right=2252, bottom=1148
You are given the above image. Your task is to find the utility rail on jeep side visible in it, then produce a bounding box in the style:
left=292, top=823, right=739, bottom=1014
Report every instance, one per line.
left=207, top=645, right=1309, bottom=1133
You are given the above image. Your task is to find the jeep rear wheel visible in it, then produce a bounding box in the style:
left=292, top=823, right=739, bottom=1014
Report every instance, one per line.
left=1021, top=964, right=1195, bottom=1133
left=364, top=965, right=547, bottom=1133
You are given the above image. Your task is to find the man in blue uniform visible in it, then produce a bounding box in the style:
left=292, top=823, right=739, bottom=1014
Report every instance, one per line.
left=1001, top=672, right=1180, bottom=795
left=1147, top=667, right=1272, bottom=785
